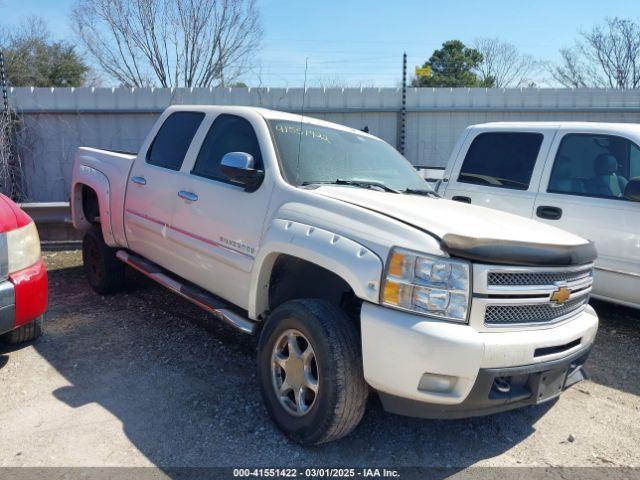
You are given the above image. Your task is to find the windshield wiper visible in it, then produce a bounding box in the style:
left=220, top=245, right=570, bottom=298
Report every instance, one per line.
left=335, top=179, right=402, bottom=193
left=403, top=188, right=440, bottom=198
left=302, top=179, right=401, bottom=194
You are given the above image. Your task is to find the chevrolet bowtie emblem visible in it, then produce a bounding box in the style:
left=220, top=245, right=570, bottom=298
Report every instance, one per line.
left=550, top=286, right=571, bottom=305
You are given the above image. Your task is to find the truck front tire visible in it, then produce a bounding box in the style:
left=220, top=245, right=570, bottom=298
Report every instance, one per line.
left=257, top=299, right=368, bottom=445
left=82, top=227, right=125, bottom=295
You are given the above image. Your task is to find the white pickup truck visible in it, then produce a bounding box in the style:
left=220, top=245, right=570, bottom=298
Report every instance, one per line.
left=436, top=122, right=640, bottom=309
left=71, top=106, right=598, bottom=445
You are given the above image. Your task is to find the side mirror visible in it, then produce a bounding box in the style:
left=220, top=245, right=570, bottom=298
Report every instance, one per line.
left=624, top=177, right=640, bottom=202
left=220, top=152, right=264, bottom=192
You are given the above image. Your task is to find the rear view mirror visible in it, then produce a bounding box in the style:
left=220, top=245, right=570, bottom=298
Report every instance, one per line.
left=624, top=177, right=640, bottom=202
left=220, top=152, right=264, bottom=192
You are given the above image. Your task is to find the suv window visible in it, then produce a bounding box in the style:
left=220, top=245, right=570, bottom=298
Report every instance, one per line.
left=146, top=111, right=205, bottom=170
left=192, top=114, right=263, bottom=182
left=458, top=132, right=543, bottom=190
left=548, top=133, right=640, bottom=199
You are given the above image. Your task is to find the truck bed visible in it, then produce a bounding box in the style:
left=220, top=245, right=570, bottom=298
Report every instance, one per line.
left=71, top=146, right=138, bottom=248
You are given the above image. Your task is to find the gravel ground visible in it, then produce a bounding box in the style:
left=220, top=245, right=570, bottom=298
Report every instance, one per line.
left=0, top=250, right=638, bottom=471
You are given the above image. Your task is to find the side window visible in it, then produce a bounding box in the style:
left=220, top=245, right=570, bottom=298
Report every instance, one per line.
left=192, top=114, right=263, bottom=182
left=458, top=132, right=543, bottom=190
left=630, top=143, right=640, bottom=179
left=146, top=112, right=205, bottom=170
left=548, top=133, right=637, bottom=199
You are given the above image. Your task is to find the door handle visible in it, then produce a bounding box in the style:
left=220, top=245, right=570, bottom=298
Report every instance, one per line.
left=178, top=190, right=198, bottom=202
left=536, top=205, right=562, bottom=220
left=452, top=195, right=471, bottom=204
left=130, top=176, right=146, bottom=185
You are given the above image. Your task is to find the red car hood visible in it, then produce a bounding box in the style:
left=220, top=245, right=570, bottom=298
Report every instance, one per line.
left=0, top=194, right=32, bottom=233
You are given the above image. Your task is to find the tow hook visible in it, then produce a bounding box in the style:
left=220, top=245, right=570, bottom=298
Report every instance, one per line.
left=493, top=377, right=511, bottom=393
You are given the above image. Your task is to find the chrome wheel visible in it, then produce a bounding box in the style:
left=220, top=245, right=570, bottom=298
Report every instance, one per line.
left=271, top=329, right=319, bottom=416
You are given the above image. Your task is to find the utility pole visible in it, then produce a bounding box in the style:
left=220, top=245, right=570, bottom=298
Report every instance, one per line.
left=399, top=52, right=407, bottom=155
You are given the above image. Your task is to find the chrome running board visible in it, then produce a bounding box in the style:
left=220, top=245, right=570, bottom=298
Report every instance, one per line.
left=116, top=250, right=256, bottom=334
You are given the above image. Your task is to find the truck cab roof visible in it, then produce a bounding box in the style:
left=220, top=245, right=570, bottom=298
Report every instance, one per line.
left=470, top=121, right=640, bottom=137
left=163, top=104, right=377, bottom=138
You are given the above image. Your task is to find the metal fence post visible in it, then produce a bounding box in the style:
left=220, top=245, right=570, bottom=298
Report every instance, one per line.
left=399, top=52, right=407, bottom=155
left=0, top=50, right=8, bottom=114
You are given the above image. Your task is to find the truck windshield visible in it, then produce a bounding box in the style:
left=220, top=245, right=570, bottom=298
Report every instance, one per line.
left=268, top=120, right=433, bottom=193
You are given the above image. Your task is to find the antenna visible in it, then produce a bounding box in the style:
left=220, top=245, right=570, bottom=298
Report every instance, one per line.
left=295, top=57, right=309, bottom=185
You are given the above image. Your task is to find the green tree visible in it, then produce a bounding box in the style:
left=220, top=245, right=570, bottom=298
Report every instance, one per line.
left=413, top=40, right=494, bottom=87
left=1, top=17, right=88, bottom=87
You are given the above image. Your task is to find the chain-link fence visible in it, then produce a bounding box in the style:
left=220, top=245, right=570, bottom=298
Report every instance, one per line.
left=0, top=49, right=27, bottom=202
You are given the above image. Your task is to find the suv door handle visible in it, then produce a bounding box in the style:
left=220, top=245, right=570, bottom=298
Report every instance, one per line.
left=536, top=205, right=562, bottom=220
left=178, top=191, right=198, bottom=202
left=452, top=195, right=471, bottom=204
left=130, top=176, right=146, bottom=185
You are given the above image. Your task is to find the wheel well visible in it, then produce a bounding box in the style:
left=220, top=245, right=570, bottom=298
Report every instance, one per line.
left=268, top=255, right=361, bottom=321
left=81, top=185, right=100, bottom=224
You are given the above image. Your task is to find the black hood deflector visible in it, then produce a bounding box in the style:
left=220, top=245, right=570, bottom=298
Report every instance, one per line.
left=441, top=234, right=597, bottom=267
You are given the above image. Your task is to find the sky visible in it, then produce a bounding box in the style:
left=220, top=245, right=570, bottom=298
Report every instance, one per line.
left=1, top=0, right=639, bottom=87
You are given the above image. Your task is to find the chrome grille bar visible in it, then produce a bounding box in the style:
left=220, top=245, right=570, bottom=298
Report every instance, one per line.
left=487, top=269, right=591, bottom=287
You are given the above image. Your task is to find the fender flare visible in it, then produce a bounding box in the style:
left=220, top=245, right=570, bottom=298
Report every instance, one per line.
left=71, top=165, right=116, bottom=246
left=248, top=219, right=383, bottom=320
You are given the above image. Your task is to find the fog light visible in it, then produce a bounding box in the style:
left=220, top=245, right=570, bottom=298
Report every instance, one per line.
left=418, top=373, right=457, bottom=393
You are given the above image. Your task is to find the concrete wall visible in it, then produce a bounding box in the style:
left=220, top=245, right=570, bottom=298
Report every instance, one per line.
left=9, top=86, right=640, bottom=201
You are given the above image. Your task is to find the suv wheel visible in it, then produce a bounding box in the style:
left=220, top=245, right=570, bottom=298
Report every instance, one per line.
left=82, top=226, right=125, bottom=294
left=257, top=299, right=368, bottom=445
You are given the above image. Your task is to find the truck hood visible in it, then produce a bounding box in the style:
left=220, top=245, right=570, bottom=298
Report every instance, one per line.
left=312, top=186, right=588, bottom=247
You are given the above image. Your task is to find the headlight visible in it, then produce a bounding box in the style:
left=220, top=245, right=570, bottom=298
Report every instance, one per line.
left=381, top=247, right=470, bottom=322
left=7, top=221, right=41, bottom=274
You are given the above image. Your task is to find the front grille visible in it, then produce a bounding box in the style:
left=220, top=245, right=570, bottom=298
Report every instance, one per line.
left=487, top=269, right=591, bottom=287
left=484, top=297, right=587, bottom=325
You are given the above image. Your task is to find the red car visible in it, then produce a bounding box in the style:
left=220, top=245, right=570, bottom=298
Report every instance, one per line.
left=0, top=194, right=47, bottom=345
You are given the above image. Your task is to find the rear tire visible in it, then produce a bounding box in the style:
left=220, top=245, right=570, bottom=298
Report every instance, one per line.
left=4, top=315, right=43, bottom=345
left=257, top=299, right=368, bottom=445
left=82, top=226, right=125, bottom=295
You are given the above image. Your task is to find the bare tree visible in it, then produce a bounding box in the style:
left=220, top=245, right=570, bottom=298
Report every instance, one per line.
left=582, top=17, right=640, bottom=88
left=473, top=37, right=538, bottom=87
left=71, top=0, right=262, bottom=88
left=549, top=47, right=591, bottom=88
left=550, top=17, right=640, bottom=88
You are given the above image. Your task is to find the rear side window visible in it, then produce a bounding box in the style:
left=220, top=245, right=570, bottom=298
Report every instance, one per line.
left=146, top=111, right=205, bottom=170
left=548, top=133, right=640, bottom=199
left=458, top=132, right=543, bottom=190
left=192, top=114, right=263, bottom=182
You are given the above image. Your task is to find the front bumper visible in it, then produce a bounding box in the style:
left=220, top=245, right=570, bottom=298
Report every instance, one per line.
left=360, top=302, right=598, bottom=418
left=379, top=346, right=590, bottom=419
left=0, top=280, right=15, bottom=335
left=0, top=258, right=47, bottom=336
